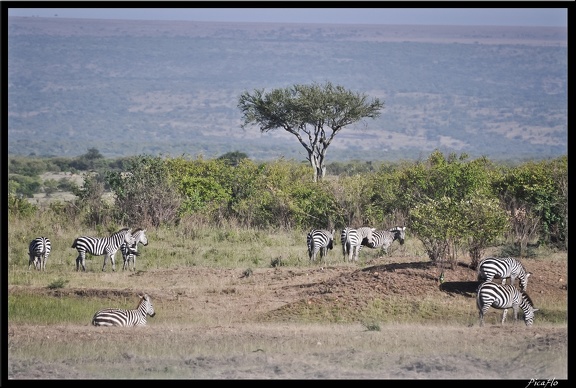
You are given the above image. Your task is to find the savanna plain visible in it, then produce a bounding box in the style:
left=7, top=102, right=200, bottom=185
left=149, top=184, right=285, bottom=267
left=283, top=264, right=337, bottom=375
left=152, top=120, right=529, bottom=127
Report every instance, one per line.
left=7, top=225, right=568, bottom=380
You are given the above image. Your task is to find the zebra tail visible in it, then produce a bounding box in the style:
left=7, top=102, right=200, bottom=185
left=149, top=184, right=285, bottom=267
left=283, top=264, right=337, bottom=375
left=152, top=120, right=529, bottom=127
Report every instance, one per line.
left=71, top=239, right=77, bottom=248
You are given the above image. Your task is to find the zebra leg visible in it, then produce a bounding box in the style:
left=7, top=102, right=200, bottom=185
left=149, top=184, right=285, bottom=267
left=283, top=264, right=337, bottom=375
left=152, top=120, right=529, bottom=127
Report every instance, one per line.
left=512, top=303, right=520, bottom=323
left=76, top=253, right=86, bottom=272
left=501, top=308, right=508, bottom=325
left=111, top=252, right=116, bottom=272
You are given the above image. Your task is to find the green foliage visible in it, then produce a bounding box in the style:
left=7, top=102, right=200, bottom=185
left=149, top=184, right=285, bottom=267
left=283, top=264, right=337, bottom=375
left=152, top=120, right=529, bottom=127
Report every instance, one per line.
left=493, top=156, right=567, bottom=249
left=6, top=152, right=567, bottom=252
left=47, top=278, right=69, bottom=289
left=405, top=151, right=505, bottom=265
left=73, top=172, right=114, bottom=227
left=217, top=151, right=249, bottom=166
left=7, top=194, right=38, bottom=218
left=108, top=155, right=182, bottom=227
left=8, top=174, right=41, bottom=198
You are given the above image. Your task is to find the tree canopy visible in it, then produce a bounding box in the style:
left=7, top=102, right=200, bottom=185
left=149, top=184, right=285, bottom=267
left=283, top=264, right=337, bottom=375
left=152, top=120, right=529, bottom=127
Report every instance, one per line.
left=238, top=81, right=384, bottom=182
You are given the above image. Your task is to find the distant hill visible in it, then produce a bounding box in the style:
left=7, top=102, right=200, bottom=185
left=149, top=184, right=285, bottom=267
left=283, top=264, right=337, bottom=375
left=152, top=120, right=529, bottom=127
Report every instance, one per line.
left=7, top=16, right=567, bottom=162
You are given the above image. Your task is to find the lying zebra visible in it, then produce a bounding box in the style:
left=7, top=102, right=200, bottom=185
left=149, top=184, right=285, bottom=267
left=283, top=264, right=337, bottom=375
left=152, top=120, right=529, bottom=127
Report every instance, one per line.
left=92, top=293, right=156, bottom=327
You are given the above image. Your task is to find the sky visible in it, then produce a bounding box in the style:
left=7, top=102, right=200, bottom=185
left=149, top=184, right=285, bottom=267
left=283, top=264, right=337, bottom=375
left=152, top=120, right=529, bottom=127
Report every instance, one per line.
left=6, top=6, right=568, bottom=27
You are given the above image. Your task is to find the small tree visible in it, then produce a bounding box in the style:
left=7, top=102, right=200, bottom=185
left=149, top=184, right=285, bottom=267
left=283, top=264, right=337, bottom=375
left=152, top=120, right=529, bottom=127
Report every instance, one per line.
left=238, top=81, right=384, bottom=182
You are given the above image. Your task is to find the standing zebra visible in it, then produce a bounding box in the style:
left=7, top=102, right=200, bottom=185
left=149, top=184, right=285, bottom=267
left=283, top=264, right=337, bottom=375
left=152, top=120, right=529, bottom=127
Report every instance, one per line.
left=363, top=226, right=406, bottom=254
left=92, top=293, right=156, bottom=327
left=477, top=257, right=531, bottom=291
left=307, top=229, right=335, bottom=263
left=71, top=228, right=135, bottom=272
left=476, top=281, right=538, bottom=327
left=28, top=237, right=51, bottom=271
left=121, top=228, right=149, bottom=271
left=340, top=227, right=361, bottom=262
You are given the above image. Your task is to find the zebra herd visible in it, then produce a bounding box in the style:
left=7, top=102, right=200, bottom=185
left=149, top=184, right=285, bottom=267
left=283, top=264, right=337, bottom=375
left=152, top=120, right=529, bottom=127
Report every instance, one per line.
left=26, top=227, right=540, bottom=327
left=28, top=227, right=148, bottom=273
left=307, top=225, right=406, bottom=264
left=476, top=257, right=538, bottom=326
left=27, top=228, right=153, bottom=327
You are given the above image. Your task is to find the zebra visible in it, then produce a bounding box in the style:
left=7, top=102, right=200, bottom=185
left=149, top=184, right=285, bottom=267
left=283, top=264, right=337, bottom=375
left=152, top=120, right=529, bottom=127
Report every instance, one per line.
left=477, top=257, right=531, bottom=291
left=92, top=293, right=156, bottom=327
left=28, top=237, right=51, bottom=271
left=340, top=227, right=362, bottom=262
left=307, top=229, right=335, bottom=263
left=71, top=228, right=135, bottom=272
left=476, top=281, right=538, bottom=327
left=363, top=226, right=406, bottom=254
left=121, top=228, right=149, bottom=271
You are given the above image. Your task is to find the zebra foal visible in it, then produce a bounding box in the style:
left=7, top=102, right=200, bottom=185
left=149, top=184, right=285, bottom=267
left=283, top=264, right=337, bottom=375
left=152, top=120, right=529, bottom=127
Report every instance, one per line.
left=307, top=229, right=335, bottom=264
left=92, top=293, right=156, bottom=327
left=28, top=237, right=51, bottom=271
left=476, top=281, right=538, bottom=327
left=121, top=228, right=149, bottom=271
left=477, top=257, right=531, bottom=291
left=71, top=228, right=135, bottom=272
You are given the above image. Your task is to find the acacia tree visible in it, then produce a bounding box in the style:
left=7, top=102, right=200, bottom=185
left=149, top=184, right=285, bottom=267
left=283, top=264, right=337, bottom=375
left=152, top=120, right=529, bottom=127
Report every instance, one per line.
left=238, top=82, right=384, bottom=182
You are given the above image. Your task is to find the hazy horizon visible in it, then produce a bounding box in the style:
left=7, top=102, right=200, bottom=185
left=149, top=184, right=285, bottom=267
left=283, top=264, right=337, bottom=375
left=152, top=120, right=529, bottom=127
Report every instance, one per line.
left=6, top=6, right=568, bottom=28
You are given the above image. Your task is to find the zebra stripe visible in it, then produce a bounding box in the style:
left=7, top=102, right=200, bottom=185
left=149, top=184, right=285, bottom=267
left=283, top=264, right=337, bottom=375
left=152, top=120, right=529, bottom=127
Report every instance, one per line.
left=307, top=229, right=335, bottom=263
left=477, top=257, right=531, bottom=291
left=476, top=281, right=538, bottom=327
left=340, top=227, right=361, bottom=262
left=121, top=228, right=149, bottom=271
left=28, top=237, right=51, bottom=271
left=92, top=293, right=156, bottom=327
left=72, top=228, right=135, bottom=272
left=363, top=226, right=406, bottom=254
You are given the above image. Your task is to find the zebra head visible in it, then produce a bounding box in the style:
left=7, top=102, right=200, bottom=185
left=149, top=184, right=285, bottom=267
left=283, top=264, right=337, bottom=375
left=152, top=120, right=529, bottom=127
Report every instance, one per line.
left=134, top=228, right=149, bottom=247
left=390, top=226, right=406, bottom=245
left=327, top=229, right=335, bottom=250
left=138, top=293, right=156, bottom=318
left=520, top=290, right=538, bottom=326
left=122, top=229, right=136, bottom=246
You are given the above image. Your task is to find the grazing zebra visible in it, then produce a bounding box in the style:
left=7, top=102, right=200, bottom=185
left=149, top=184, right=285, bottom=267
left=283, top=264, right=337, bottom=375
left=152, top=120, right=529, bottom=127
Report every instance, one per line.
left=121, top=228, right=149, bottom=271
left=477, top=257, right=531, bottom=291
left=28, top=237, right=51, bottom=271
left=363, top=226, right=406, bottom=254
left=71, top=228, right=135, bottom=272
left=92, top=293, right=156, bottom=327
left=476, top=281, right=538, bottom=327
left=340, top=227, right=362, bottom=262
left=307, top=229, right=335, bottom=263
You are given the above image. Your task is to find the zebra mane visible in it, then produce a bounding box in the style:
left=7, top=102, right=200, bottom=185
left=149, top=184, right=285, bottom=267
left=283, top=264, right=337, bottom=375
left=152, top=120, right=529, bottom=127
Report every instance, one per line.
left=521, top=290, right=535, bottom=307
left=132, top=228, right=144, bottom=233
